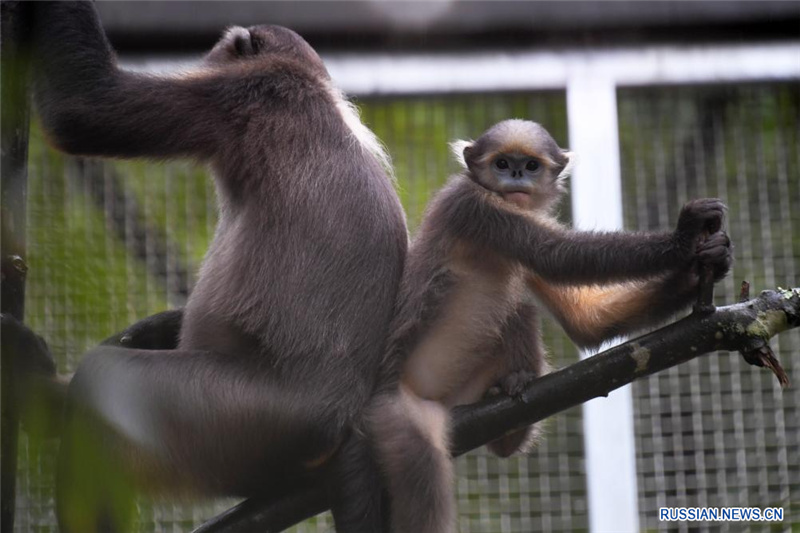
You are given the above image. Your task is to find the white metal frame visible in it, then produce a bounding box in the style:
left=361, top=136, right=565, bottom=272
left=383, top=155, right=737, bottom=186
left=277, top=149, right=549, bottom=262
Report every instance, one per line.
left=123, top=41, right=800, bottom=532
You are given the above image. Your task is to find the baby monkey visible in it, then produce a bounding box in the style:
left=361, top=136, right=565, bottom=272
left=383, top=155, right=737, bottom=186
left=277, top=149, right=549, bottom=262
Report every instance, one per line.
left=370, top=120, right=732, bottom=533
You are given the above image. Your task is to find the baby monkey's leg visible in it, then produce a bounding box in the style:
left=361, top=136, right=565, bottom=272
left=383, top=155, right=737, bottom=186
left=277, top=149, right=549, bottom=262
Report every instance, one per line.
left=369, top=387, right=456, bottom=533
left=485, top=303, right=549, bottom=458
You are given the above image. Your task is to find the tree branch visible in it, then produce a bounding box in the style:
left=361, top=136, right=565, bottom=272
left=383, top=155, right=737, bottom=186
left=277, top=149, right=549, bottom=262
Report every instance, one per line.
left=191, top=286, right=798, bottom=532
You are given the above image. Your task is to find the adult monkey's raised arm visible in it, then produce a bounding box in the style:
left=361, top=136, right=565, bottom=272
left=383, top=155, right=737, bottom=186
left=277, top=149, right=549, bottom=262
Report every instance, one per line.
left=31, top=2, right=231, bottom=159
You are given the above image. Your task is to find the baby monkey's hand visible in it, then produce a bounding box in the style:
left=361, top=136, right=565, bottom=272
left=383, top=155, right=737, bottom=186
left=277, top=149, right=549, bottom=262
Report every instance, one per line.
left=674, top=199, right=727, bottom=261
left=695, top=230, right=733, bottom=282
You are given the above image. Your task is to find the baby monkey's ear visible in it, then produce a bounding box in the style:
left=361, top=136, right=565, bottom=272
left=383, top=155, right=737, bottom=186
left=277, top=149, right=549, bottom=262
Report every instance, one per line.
left=449, top=139, right=474, bottom=169
left=555, top=150, right=577, bottom=191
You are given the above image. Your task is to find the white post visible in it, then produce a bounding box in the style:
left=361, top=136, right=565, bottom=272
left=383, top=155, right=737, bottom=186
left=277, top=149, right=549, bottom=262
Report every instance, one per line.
left=567, top=73, right=640, bottom=533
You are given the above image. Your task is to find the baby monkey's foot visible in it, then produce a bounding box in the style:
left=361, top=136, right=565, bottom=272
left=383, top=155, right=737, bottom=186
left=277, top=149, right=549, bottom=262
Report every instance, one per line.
left=488, top=369, right=538, bottom=402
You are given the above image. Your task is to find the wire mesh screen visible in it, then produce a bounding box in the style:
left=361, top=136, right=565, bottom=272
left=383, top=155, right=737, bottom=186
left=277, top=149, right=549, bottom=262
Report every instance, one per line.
left=16, top=92, right=588, bottom=532
left=618, top=82, right=800, bottom=531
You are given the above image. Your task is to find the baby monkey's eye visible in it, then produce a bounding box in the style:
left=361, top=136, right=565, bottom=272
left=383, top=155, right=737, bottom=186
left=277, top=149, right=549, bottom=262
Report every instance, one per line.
left=495, top=159, right=509, bottom=170
left=525, top=160, right=540, bottom=172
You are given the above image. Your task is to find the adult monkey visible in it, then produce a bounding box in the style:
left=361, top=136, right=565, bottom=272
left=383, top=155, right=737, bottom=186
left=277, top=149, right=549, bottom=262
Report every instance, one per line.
left=30, top=2, right=406, bottom=531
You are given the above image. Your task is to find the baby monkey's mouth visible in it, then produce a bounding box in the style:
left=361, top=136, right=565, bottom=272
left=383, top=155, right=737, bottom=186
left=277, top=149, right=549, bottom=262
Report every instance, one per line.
left=502, top=190, right=533, bottom=208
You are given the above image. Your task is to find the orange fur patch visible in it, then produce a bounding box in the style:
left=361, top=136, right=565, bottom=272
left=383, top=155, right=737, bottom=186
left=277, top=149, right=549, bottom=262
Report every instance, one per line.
left=528, top=275, right=656, bottom=347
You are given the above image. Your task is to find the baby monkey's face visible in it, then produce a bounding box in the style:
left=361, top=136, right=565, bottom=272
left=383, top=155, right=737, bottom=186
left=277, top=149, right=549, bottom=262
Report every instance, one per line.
left=487, top=151, right=547, bottom=209
left=462, top=119, right=570, bottom=212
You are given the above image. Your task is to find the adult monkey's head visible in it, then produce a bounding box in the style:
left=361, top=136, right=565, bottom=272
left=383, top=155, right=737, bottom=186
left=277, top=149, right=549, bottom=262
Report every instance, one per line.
left=205, top=25, right=329, bottom=79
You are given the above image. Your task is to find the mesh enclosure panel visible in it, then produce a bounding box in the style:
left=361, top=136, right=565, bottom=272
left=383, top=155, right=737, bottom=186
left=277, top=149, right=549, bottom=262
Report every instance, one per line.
left=618, top=82, right=799, bottom=531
